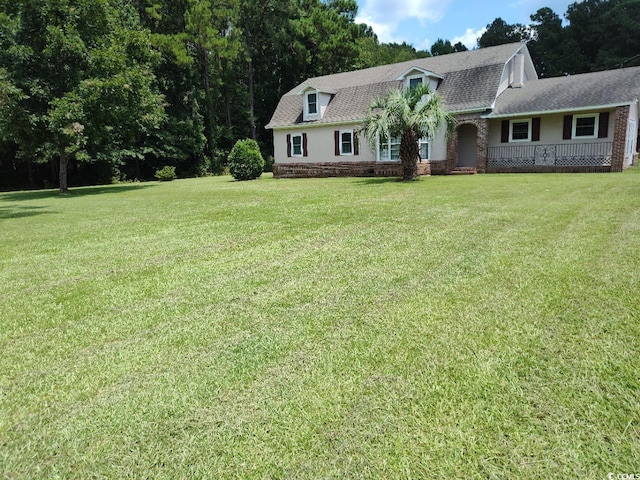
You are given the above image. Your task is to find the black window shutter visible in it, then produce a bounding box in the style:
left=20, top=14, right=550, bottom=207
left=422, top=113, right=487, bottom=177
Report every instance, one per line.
left=532, top=117, right=541, bottom=142
left=287, top=134, right=291, bottom=157
left=563, top=115, right=573, bottom=140
left=302, top=133, right=308, bottom=157
left=334, top=130, right=340, bottom=156
left=598, top=112, right=609, bottom=138
left=501, top=120, right=509, bottom=143
left=353, top=130, right=359, bottom=156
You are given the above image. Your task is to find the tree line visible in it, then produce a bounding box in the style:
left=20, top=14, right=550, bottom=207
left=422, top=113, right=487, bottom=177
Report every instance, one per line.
left=0, top=0, right=637, bottom=191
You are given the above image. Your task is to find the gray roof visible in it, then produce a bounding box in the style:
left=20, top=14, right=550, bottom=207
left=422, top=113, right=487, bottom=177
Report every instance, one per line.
left=491, top=66, right=640, bottom=117
left=267, top=42, right=527, bottom=129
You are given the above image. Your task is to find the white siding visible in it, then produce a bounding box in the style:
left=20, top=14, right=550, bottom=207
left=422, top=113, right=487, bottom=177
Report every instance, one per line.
left=274, top=124, right=449, bottom=164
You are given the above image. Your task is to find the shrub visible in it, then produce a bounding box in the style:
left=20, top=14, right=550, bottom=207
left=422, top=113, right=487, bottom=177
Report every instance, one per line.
left=210, top=148, right=229, bottom=176
left=263, top=155, right=275, bottom=173
left=154, top=165, right=176, bottom=181
left=228, top=139, right=264, bottom=181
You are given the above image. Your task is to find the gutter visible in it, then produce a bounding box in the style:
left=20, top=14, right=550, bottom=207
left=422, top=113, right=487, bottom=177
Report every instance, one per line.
left=486, top=101, right=635, bottom=119
left=266, top=119, right=363, bottom=131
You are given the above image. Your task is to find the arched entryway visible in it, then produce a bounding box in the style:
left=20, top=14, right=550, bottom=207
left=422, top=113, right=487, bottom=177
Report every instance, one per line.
left=457, top=124, right=478, bottom=168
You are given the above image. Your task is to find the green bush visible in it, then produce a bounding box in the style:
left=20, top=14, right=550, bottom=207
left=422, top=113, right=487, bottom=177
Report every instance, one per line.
left=154, top=165, right=177, bottom=181
left=210, top=148, right=229, bottom=176
left=228, top=139, right=264, bottom=181
left=263, top=155, right=275, bottom=173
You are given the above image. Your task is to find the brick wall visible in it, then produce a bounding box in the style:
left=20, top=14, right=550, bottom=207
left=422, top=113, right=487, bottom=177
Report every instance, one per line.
left=446, top=114, right=489, bottom=173
left=611, top=105, right=630, bottom=172
left=273, top=161, right=432, bottom=178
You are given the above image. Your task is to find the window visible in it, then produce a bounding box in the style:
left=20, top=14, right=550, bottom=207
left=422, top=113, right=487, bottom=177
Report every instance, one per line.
left=573, top=114, right=598, bottom=138
left=378, top=136, right=429, bottom=161
left=409, top=77, right=423, bottom=90
left=510, top=119, right=531, bottom=142
left=340, top=130, right=353, bottom=155
left=291, top=134, right=303, bottom=156
left=379, top=136, right=401, bottom=161
left=419, top=138, right=429, bottom=160
left=307, top=93, right=317, bottom=115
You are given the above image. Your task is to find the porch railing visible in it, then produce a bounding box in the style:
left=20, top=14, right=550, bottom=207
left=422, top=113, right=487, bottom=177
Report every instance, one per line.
left=488, top=142, right=613, bottom=168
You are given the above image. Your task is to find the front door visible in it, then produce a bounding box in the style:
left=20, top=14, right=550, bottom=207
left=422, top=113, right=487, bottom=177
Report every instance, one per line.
left=457, top=124, right=478, bottom=168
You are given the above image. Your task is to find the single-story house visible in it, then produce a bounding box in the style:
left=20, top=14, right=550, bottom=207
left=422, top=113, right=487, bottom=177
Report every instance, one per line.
left=266, top=42, right=640, bottom=177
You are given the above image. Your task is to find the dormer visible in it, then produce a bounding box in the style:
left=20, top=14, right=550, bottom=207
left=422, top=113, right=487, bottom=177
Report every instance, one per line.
left=298, top=85, right=335, bottom=122
left=396, top=67, right=444, bottom=92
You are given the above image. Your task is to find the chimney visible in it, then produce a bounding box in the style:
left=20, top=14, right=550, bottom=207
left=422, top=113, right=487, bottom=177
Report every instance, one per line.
left=511, top=53, right=524, bottom=88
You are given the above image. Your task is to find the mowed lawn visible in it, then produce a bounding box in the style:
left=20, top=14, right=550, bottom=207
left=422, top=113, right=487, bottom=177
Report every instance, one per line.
left=1, top=170, right=639, bottom=479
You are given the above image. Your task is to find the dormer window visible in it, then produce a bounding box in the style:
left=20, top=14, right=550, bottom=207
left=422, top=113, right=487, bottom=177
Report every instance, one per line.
left=299, top=85, right=335, bottom=121
left=409, top=77, right=423, bottom=90
left=397, top=67, right=443, bottom=92
left=307, top=93, right=318, bottom=115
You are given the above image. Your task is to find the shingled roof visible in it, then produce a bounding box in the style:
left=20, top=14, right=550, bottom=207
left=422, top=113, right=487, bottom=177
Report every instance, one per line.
left=266, top=42, right=528, bottom=129
left=490, top=66, right=640, bottom=117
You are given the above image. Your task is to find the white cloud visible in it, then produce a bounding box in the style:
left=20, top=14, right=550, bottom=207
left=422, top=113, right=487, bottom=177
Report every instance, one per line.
left=360, top=0, right=450, bottom=24
left=451, top=27, right=487, bottom=49
left=356, top=0, right=452, bottom=44
left=354, top=14, right=404, bottom=44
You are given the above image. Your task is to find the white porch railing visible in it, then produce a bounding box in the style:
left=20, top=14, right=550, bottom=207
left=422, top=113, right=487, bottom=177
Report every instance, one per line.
left=488, top=142, right=613, bottom=168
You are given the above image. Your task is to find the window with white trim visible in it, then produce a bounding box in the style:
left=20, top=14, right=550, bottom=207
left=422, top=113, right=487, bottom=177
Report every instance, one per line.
left=307, top=93, right=317, bottom=115
left=378, top=136, right=429, bottom=161
left=419, top=138, right=429, bottom=160
left=379, top=136, right=401, bottom=161
left=291, top=134, right=303, bottom=157
left=340, top=130, right=353, bottom=155
left=510, top=119, right=531, bottom=142
left=573, top=114, right=598, bottom=138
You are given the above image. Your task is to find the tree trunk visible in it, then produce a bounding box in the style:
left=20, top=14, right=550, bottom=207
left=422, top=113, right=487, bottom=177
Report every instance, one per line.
left=222, top=59, right=233, bottom=130
left=59, top=148, right=69, bottom=193
left=400, top=130, right=420, bottom=181
left=247, top=57, right=257, bottom=141
left=202, top=46, right=214, bottom=157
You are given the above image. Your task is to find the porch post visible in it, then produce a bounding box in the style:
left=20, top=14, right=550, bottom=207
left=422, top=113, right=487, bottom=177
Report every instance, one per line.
left=611, top=105, right=630, bottom=172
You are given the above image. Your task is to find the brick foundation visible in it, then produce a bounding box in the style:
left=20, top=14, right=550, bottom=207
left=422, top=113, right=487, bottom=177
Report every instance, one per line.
left=273, top=161, right=433, bottom=178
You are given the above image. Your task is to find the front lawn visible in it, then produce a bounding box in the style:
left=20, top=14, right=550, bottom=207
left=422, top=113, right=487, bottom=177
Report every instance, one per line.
left=1, top=171, right=639, bottom=478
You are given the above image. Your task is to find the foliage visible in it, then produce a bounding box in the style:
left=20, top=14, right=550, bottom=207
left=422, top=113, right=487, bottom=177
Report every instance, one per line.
left=527, top=8, right=567, bottom=77
left=263, top=154, right=275, bottom=173
left=477, top=17, right=531, bottom=48
left=0, top=0, right=166, bottom=192
left=478, top=1, right=640, bottom=75
left=564, top=0, right=640, bottom=72
left=227, top=138, right=264, bottom=180
left=430, top=39, right=468, bottom=56
left=1, top=0, right=638, bottom=191
left=363, top=84, right=454, bottom=181
left=2, top=171, right=640, bottom=477
left=154, top=165, right=176, bottom=181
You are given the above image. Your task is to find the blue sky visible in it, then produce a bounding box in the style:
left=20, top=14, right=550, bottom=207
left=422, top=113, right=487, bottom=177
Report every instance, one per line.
left=354, top=0, right=576, bottom=50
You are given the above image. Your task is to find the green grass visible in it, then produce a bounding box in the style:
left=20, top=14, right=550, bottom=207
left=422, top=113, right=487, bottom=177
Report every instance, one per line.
left=1, top=170, right=639, bottom=479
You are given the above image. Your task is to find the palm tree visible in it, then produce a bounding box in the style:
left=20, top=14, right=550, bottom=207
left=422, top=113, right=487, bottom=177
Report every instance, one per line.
left=363, top=84, right=454, bottom=181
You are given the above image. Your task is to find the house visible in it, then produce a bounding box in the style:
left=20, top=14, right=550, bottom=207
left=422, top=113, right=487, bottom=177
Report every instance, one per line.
left=265, top=42, right=640, bottom=177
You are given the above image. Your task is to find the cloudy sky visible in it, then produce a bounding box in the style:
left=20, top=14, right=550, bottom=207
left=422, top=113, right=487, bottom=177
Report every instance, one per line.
left=354, top=0, right=576, bottom=50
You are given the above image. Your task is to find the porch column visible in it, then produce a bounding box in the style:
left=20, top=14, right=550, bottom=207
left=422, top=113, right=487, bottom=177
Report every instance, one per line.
left=476, top=118, right=489, bottom=173
left=611, top=105, right=630, bottom=172
left=446, top=127, right=458, bottom=173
